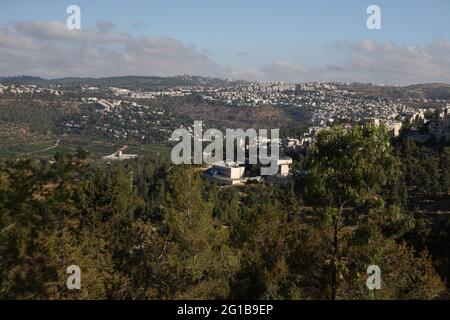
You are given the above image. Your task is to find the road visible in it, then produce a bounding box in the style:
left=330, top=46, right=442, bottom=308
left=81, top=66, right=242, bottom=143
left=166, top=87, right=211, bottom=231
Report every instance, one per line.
left=25, top=139, right=61, bottom=154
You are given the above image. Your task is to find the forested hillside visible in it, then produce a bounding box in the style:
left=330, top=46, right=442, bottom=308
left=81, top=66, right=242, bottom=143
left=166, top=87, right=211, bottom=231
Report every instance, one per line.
left=1, top=126, right=449, bottom=299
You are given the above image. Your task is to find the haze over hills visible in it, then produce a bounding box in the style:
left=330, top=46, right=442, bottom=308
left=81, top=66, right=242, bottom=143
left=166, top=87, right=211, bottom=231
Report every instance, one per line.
left=2, top=75, right=450, bottom=99
left=0, top=75, right=246, bottom=90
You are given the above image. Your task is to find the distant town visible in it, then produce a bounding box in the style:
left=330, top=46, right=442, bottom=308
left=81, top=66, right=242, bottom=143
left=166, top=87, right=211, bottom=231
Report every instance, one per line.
left=1, top=76, right=449, bottom=146
left=1, top=76, right=448, bottom=187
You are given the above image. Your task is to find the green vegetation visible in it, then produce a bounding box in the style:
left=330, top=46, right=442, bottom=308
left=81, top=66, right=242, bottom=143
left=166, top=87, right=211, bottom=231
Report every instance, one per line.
left=1, top=125, right=449, bottom=299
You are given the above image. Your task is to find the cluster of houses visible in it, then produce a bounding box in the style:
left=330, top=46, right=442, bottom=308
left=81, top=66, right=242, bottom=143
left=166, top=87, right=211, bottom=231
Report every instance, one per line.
left=392, top=105, right=450, bottom=143
left=199, top=105, right=450, bottom=187
left=0, top=84, right=64, bottom=96
left=429, top=105, right=450, bottom=141
left=203, top=158, right=293, bottom=186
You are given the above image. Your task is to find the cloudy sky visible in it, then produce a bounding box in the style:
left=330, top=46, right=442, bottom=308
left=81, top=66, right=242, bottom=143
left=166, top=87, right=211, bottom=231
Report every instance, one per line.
left=1, top=0, right=450, bottom=84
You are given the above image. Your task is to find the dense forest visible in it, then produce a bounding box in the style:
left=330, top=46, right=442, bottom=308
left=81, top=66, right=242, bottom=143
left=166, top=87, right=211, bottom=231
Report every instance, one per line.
left=0, top=125, right=449, bottom=299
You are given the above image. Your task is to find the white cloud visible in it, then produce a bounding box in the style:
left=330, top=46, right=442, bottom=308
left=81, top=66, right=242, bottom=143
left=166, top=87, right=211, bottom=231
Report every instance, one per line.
left=0, top=20, right=449, bottom=84
left=233, top=39, right=450, bottom=84
left=0, top=20, right=224, bottom=78
left=96, top=19, right=116, bottom=33
left=327, top=39, right=450, bottom=84
left=231, top=61, right=313, bottom=82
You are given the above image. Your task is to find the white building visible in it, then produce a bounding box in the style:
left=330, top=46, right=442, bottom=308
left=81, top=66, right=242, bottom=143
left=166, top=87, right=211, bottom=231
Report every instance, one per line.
left=429, top=105, right=450, bottom=140
left=388, top=121, right=403, bottom=138
left=103, top=150, right=138, bottom=161
left=278, top=158, right=293, bottom=176
left=204, top=162, right=246, bottom=185
left=284, top=138, right=300, bottom=148
left=258, top=157, right=293, bottom=177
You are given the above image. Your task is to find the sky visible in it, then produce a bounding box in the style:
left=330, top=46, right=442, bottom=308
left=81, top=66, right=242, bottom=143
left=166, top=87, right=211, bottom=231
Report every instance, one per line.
left=0, top=0, right=450, bottom=84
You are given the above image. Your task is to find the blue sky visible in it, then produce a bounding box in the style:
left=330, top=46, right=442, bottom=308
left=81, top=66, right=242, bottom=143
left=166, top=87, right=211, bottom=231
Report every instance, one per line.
left=1, top=0, right=450, bottom=83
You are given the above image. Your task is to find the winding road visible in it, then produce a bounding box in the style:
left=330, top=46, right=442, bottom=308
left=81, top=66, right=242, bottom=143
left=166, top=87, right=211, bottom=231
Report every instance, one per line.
left=25, top=139, right=61, bottom=155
